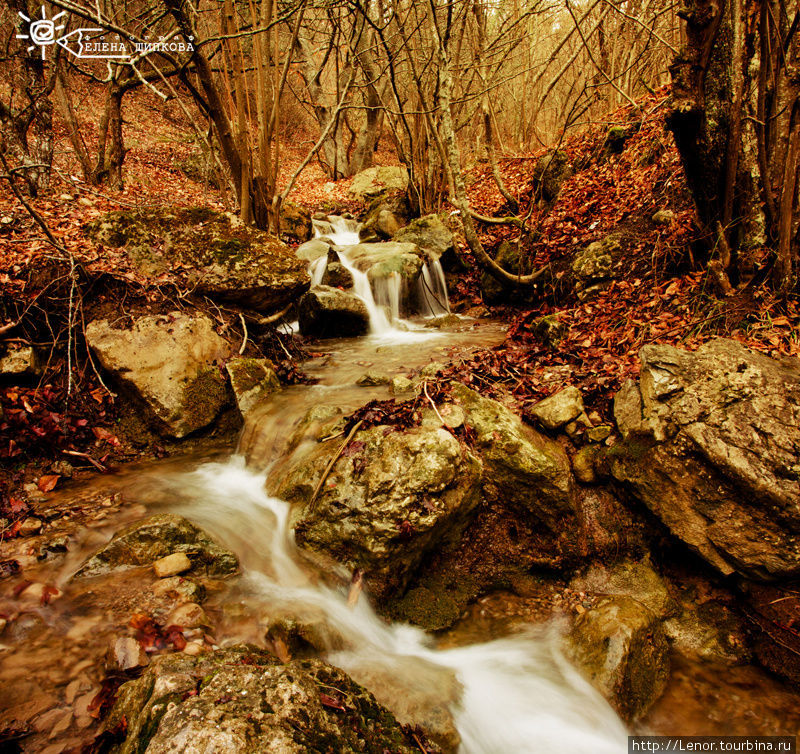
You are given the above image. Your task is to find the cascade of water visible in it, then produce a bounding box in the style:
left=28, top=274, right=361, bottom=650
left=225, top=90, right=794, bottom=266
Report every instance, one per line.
left=417, top=259, right=451, bottom=317
left=372, top=271, right=404, bottom=324
left=334, top=251, right=394, bottom=334
left=160, top=458, right=628, bottom=754
left=309, top=255, right=327, bottom=287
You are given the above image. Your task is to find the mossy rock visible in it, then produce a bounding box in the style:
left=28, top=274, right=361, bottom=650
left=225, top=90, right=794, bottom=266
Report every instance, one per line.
left=86, top=207, right=309, bottom=313
left=101, top=646, right=422, bottom=754
left=74, top=513, right=239, bottom=578
left=225, top=357, right=280, bottom=417
left=393, top=214, right=455, bottom=261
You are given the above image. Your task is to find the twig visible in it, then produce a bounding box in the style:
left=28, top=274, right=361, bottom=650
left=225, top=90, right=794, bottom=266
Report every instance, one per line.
left=309, top=419, right=363, bottom=510
left=62, top=449, right=107, bottom=472
left=411, top=732, right=429, bottom=753
left=238, top=313, right=248, bottom=355
left=422, top=380, right=446, bottom=426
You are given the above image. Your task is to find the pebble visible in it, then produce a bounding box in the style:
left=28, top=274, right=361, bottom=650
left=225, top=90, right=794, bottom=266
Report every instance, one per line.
left=167, top=602, right=208, bottom=629
left=19, top=517, right=43, bottom=536
left=153, top=552, right=191, bottom=577
left=183, top=641, right=204, bottom=656
left=20, top=583, right=61, bottom=602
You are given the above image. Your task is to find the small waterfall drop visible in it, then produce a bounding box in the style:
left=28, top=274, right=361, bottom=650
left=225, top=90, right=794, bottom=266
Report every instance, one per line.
left=308, top=215, right=450, bottom=335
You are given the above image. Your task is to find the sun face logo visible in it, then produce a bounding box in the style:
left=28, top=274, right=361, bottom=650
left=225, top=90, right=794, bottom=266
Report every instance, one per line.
left=16, top=5, right=67, bottom=60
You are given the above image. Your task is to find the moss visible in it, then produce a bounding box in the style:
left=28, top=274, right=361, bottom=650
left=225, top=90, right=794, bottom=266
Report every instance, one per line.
left=181, top=368, right=229, bottom=433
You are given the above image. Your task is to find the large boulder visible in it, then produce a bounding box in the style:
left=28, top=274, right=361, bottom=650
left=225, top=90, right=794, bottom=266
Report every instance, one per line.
left=298, top=286, right=370, bottom=338
left=74, top=513, right=238, bottom=578
left=279, top=199, right=312, bottom=242
left=278, top=420, right=482, bottom=599
left=86, top=207, right=309, bottom=312
left=572, top=234, right=622, bottom=300
left=85, top=312, right=230, bottom=438
left=393, top=214, right=454, bottom=261
left=565, top=595, right=670, bottom=722
left=345, top=242, right=425, bottom=283
left=349, top=166, right=409, bottom=201
left=610, top=339, right=800, bottom=580
left=101, top=646, right=420, bottom=754
left=533, top=149, right=572, bottom=202
left=295, top=238, right=333, bottom=263
left=225, top=357, right=280, bottom=417
left=449, top=383, right=574, bottom=526
left=359, top=193, right=412, bottom=242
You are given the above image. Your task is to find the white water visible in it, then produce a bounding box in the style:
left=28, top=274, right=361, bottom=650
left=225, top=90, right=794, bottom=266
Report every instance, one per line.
left=308, top=215, right=450, bottom=338
left=160, top=458, right=627, bottom=753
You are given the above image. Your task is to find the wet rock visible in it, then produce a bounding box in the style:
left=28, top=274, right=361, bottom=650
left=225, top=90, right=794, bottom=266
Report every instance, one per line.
left=346, top=242, right=425, bottom=283
left=298, top=285, right=370, bottom=338
left=74, top=513, right=238, bottom=579
left=19, top=582, right=61, bottom=602
left=0, top=344, right=41, bottom=376
left=450, top=383, right=574, bottom=526
left=295, top=238, right=332, bottom=262
left=393, top=214, right=455, bottom=261
left=391, top=375, right=415, bottom=395
left=565, top=595, right=670, bottom=722
left=587, top=424, right=612, bottom=443
left=610, top=339, right=800, bottom=580
left=112, top=637, right=149, bottom=671
left=570, top=559, right=677, bottom=619
left=151, top=576, right=205, bottom=603
left=321, top=260, right=354, bottom=289
left=280, top=423, right=482, bottom=599
left=86, top=207, right=309, bottom=312
left=529, top=386, right=585, bottom=430
left=85, top=312, right=230, bottom=438
left=572, top=234, right=622, bottom=300
left=664, top=601, right=749, bottom=664
left=19, top=517, right=43, bottom=536
left=167, top=602, right=208, bottom=629
left=279, top=199, right=312, bottom=242
left=225, top=357, right=280, bottom=417
left=356, top=371, right=390, bottom=387
left=264, top=615, right=344, bottom=658
left=349, top=166, right=409, bottom=201
left=102, top=646, right=420, bottom=754
left=153, top=552, right=192, bottom=578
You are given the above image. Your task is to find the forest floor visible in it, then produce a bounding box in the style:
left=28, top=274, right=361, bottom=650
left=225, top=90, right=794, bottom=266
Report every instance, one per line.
left=1, top=83, right=799, bottom=538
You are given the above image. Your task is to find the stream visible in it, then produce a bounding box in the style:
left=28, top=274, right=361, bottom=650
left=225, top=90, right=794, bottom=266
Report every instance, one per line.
left=2, top=219, right=797, bottom=752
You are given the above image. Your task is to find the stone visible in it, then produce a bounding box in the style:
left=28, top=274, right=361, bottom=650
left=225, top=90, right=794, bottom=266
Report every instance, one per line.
left=345, top=242, right=425, bottom=283
left=150, top=576, right=205, bottom=603
left=526, top=314, right=566, bottom=348
left=74, top=513, right=238, bottom=579
left=572, top=234, right=622, bottom=300
left=425, top=314, right=461, bottom=329
left=153, top=552, right=192, bottom=578
left=349, top=166, right=409, bottom=201
left=85, top=312, right=230, bottom=438
left=356, top=372, right=390, bottom=387
left=570, top=559, right=677, bottom=619
left=663, top=601, right=749, bottom=664
left=572, top=446, right=598, bottom=484
left=19, top=582, right=61, bottom=602
left=391, top=376, right=415, bottom=395
left=450, top=383, right=574, bottom=525
left=225, top=358, right=280, bottom=417
left=167, top=602, right=208, bottom=628
left=295, top=238, right=332, bottom=262
left=101, top=646, right=420, bottom=754
left=393, top=214, right=455, bottom=261
left=0, top=345, right=41, bottom=377
left=19, top=517, right=43, bottom=536
left=86, top=207, right=309, bottom=313
left=652, top=209, right=675, bottom=225
left=112, top=637, right=149, bottom=671
left=565, top=595, right=670, bottom=722
left=480, top=240, right=526, bottom=303
left=529, top=386, right=585, bottom=430
left=420, top=361, right=446, bottom=378
left=359, top=194, right=412, bottom=242
left=587, top=424, right=612, bottom=443
left=610, top=339, right=800, bottom=580
left=280, top=422, right=482, bottom=600
left=279, top=200, right=312, bottom=241
left=320, top=260, right=354, bottom=289
left=533, top=149, right=572, bottom=202
left=298, top=285, right=370, bottom=338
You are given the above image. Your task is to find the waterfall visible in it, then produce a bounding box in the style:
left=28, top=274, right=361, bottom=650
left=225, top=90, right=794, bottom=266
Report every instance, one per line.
left=308, top=215, right=451, bottom=334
